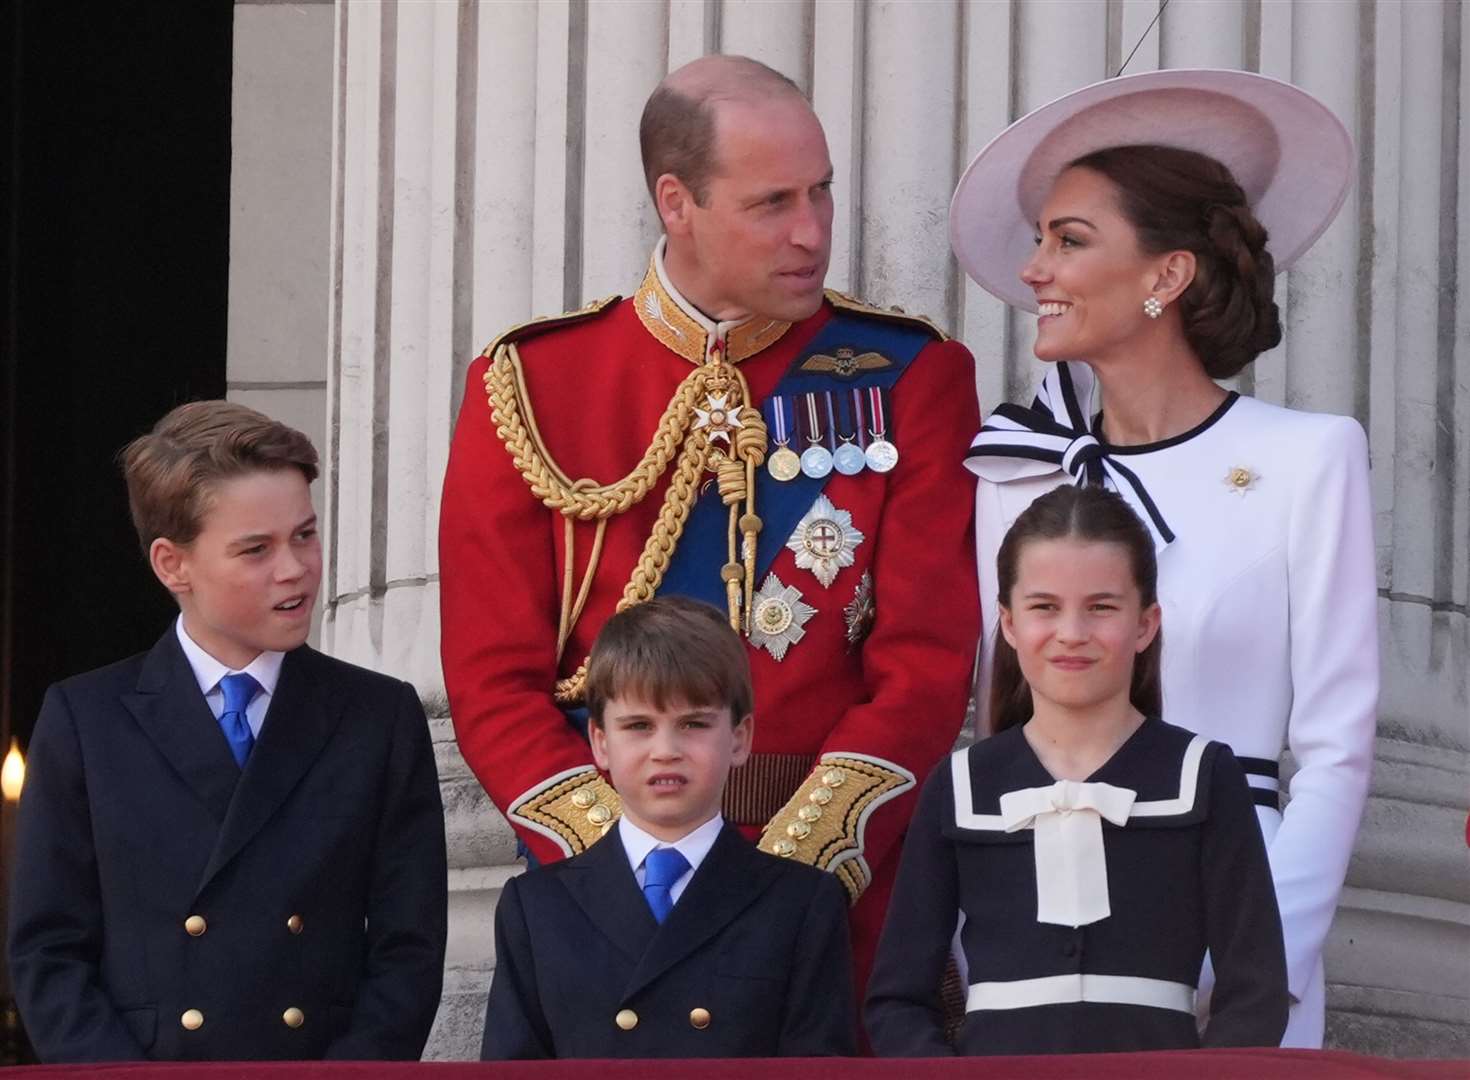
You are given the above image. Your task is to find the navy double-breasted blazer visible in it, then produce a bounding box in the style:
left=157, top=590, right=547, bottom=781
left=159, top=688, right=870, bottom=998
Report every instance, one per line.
left=481, top=821, right=857, bottom=1059
left=6, top=628, right=448, bottom=1062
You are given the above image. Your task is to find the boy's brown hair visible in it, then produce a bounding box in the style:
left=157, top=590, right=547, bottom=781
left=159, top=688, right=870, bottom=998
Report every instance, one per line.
left=120, top=400, right=319, bottom=556
left=585, top=596, right=753, bottom=726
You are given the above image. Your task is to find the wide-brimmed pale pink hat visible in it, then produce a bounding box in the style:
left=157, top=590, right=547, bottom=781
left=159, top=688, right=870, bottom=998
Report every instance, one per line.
left=950, top=68, right=1355, bottom=312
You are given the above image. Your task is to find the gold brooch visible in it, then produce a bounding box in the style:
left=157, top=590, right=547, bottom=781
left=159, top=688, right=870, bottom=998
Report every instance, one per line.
left=1223, top=465, right=1259, bottom=495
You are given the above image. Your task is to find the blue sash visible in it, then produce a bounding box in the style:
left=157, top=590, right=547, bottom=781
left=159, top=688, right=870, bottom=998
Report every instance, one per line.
left=658, top=313, right=932, bottom=608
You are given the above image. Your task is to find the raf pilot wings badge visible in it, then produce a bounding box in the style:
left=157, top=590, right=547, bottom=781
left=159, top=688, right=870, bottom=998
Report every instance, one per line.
left=799, top=346, right=893, bottom=378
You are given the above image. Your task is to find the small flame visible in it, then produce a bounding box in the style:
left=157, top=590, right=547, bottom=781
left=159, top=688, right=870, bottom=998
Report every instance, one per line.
left=1, top=739, right=24, bottom=802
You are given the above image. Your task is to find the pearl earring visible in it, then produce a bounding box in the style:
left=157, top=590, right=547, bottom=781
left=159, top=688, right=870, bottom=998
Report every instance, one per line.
left=1143, top=296, right=1164, bottom=319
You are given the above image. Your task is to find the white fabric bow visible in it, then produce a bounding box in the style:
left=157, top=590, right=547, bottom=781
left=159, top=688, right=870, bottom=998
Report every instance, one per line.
left=999, top=779, right=1137, bottom=928
left=963, top=361, right=1176, bottom=549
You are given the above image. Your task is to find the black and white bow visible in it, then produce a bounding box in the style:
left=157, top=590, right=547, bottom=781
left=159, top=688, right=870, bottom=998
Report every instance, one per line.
left=965, top=361, right=1175, bottom=549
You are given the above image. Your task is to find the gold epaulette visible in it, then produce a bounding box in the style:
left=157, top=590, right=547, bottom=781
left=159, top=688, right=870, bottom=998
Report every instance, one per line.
left=823, top=288, right=950, bottom=342
left=757, top=755, right=916, bottom=903
left=479, top=294, right=622, bottom=359
left=508, top=768, right=622, bottom=857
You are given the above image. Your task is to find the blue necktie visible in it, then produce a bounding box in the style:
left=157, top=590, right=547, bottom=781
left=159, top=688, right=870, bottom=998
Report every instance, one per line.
left=218, top=672, right=260, bottom=768
left=642, top=848, right=690, bottom=925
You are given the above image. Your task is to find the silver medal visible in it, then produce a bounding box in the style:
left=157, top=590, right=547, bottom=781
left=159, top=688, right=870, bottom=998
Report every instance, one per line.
left=833, top=442, right=865, bottom=475
left=864, top=437, right=899, bottom=473
left=800, top=444, right=833, bottom=479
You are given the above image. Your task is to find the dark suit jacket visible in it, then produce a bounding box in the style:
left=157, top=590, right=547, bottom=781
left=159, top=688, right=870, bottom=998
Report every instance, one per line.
left=481, top=821, right=857, bottom=1059
left=6, top=629, right=448, bottom=1063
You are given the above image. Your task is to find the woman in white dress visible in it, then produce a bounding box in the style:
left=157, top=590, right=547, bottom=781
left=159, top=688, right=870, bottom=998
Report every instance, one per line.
left=950, top=69, right=1378, bottom=1048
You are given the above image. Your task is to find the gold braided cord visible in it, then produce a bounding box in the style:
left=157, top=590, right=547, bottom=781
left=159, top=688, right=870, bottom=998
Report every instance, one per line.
left=487, top=342, right=712, bottom=520
left=566, top=518, right=607, bottom=646
left=617, top=427, right=713, bottom=609
left=554, top=513, right=610, bottom=663
left=557, top=515, right=576, bottom=658
left=551, top=430, right=711, bottom=701
left=484, top=342, right=769, bottom=703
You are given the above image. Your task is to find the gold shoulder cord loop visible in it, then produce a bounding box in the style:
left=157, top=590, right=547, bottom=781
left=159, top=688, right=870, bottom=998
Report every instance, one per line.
left=486, top=341, right=765, bottom=703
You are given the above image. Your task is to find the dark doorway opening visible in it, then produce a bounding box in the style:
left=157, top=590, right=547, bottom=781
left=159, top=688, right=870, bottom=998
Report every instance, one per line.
left=1, top=1, right=233, bottom=1061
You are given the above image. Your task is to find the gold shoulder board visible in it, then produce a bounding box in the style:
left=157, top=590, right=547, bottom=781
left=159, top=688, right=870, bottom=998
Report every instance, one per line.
left=823, top=289, right=950, bottom=342
left=479, top=294, right=622, bottom=359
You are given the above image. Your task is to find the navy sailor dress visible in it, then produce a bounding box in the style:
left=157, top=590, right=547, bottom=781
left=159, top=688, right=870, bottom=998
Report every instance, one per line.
left=866, top=719, right=1288, bottom=1056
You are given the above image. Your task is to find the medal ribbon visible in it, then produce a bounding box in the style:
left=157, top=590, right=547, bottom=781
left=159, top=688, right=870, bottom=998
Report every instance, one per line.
left=836, top=390, right=859, bottom=445
left=868, top=386, right=890, bottom=441
left=824, top=392, right=840, bottom=450
left=767, top=395, right=790, bottom=446
left=805, top=393, right=826, bottom=446
left=849, top=388, right=868, bottom=447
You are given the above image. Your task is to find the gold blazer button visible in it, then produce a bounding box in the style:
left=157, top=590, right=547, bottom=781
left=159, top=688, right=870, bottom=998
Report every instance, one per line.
left=615, top=1009, right=639, bottom=1031
left=180, top=1009, right=204, bottom=1031
left=286, top=914, right=304, bottom=934
left=282, top=1007, right=305, bottom=1029
left=183, top=915, right=207, bottom=937
left=689, top=1007, right=712, bottom=1030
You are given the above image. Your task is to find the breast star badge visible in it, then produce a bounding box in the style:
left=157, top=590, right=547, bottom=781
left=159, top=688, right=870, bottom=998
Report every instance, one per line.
left=843, top=570, right=875, bottom=650
left=1223, top=465, right=1259, bottom=495
left=750, top=573, right=816, bottom=661
left=787, top=494, right=865, bottom=588
left=693, top=393, right=744, bottom=444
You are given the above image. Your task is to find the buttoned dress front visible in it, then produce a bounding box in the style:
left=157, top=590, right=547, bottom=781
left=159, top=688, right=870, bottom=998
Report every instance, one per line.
left=966, top=360, right=1380, bottom=1046
left=865, top=720, right=1288, bottom=1056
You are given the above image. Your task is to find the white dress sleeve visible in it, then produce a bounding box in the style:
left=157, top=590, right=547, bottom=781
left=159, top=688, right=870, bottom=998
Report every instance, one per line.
left=1271, top=415, right=1379, bottom=1000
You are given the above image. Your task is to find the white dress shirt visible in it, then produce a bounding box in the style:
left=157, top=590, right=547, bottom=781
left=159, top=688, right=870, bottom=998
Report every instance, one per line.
left=175, top=616, right=284, bottom=738
left=617, top=813, right=724, bottom=908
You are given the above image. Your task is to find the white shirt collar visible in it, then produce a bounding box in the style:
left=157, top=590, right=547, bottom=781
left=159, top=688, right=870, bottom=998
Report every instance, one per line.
left=618, top=812, right=724, bottom=878
left=174, top=615, right=285, bottom=698
left=653, top=236, right=754, bottom=342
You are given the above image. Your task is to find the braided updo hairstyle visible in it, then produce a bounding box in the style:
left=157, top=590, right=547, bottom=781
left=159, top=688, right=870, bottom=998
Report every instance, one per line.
left=1068, top=145, right=1282, bottom=379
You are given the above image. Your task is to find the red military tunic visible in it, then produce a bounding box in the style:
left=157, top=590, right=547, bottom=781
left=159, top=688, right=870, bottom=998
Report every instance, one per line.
left=440, top=247, right=980, bottom=990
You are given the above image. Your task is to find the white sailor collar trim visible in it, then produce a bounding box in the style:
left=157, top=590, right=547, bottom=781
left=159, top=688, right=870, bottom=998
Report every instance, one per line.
left=949, top=729, right=1212, bottom=836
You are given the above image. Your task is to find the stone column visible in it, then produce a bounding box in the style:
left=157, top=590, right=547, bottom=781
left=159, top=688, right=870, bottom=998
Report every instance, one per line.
left=322, top=0, right=517, bottom=1058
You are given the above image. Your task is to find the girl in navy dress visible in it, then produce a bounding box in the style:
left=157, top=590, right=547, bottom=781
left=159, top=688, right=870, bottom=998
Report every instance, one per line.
left=866, top=485, right=1287, bottom=1056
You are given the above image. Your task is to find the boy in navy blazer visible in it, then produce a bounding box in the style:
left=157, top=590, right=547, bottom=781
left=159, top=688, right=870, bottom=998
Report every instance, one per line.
left=6, top=401, right=447, bottom=1062
left=480, top=596, right=857, bottom=1059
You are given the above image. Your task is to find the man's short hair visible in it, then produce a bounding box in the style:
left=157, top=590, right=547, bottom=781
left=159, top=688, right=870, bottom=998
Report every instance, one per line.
left=585, top=596, right=754, bottom=726
left=120, top=399, right=319, bottom=556
left=638, top=55, right=804, bottom=205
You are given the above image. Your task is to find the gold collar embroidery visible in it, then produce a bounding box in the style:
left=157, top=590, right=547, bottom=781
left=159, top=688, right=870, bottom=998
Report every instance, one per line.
left=633, top=244, right=791, bottom=365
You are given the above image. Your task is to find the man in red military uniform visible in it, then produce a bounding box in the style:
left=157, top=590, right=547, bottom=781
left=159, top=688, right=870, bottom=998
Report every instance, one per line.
left=440, top=55, right=979, bottom=996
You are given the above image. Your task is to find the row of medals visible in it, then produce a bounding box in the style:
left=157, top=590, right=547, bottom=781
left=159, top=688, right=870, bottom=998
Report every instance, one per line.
left=766, top=392, right=898, bottom=481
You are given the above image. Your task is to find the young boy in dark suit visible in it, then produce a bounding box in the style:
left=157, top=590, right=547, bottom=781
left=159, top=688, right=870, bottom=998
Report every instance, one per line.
left=6, top=401, right=447, bottom=1062
left=481, top=596, right=857, bottom=1059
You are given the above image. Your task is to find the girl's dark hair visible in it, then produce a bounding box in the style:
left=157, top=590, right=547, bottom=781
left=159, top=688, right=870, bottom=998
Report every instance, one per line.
left=1069, top=144, right=1282, bottom=379
left=989, top=485, right=1162, bottom=734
